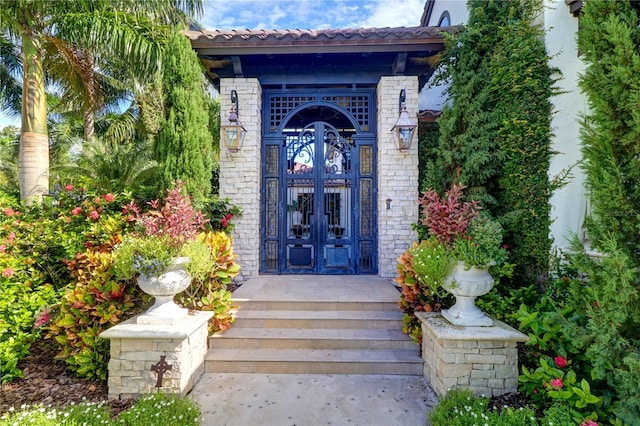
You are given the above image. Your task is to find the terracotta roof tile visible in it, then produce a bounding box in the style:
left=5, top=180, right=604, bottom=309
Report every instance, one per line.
left=185, top=26, right=448, bottom=45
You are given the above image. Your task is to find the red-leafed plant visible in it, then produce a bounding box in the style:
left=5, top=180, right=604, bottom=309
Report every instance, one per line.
left=418, top=183, right=480, bottom=245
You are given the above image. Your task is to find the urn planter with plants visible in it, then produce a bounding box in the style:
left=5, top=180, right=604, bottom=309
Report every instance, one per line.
left=112, top=181, right=212, bottom=324
left=412, top=184, right=509, bottom=327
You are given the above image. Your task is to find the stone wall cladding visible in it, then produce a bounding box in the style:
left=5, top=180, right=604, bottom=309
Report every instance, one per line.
left=101, top=311, right=211, bottom=400
left=417, top=312, right=527, bottom=398
left=376, top=77, right=419, bottom=278
left=220, top=79, right=262, bottom=280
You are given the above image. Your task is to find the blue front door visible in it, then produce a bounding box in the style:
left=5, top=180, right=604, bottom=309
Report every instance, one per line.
left=260, top=90, right=377, bottom=274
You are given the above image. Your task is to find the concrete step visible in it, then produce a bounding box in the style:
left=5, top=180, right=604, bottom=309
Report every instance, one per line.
left=231, top=309, right=403, bottom=329
left=204, top=348, right=423, bottom=375
left=210, top=327, right=417, bottom=350
left=232, top=300, right=400, bottom=312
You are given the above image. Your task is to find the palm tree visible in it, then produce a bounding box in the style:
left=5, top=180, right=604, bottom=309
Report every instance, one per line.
left=0, top=0, right=202, bottom=204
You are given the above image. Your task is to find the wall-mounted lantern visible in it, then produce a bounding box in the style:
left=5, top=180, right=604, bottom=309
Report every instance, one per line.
left=390, top=89, right=417, bottom=152
left=221, top=90, right=246, bottom=153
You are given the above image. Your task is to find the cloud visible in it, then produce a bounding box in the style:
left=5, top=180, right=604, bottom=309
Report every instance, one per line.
left=198, top=0, right=426, bottom=30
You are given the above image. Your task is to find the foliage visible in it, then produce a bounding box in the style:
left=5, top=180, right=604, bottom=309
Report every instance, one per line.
left=0, top=125, right=18, bottom=194
left=410, top=238, right=452, bottom=297
left=207, top=197, right=243, bottom=233
left=567, top=1, right=640, bottom=423
left=428, top=389, right=538, bottom=426
left=0, top=393, right=201, bottom=425
left=425, top=0, right=554, bottom=287
left=0, top=185, right=134, bottom=382
left=47, top=248, right=144, bottom=380
left=395, top=244, right=451, bottom=344
left=177, top=231, right=240, bottom=333
left=418, top=184, right=479, bottom=245
left=417, top=184, right=508, bottom=270
left=155, top=31, right=213, bottom=202
left=52, top=139, right=159, bottom=197
left=112, top=181, right=210, bottom=280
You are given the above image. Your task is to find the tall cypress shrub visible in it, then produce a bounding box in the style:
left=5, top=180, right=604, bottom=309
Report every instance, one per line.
left=424, top=0, right=554, bottom=286
left=564, top=1, right=640, bottom=421
left=155, top=31, right=212, bottom=200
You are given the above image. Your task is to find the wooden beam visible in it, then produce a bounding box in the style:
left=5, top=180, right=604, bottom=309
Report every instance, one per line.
left=231, top=56, right=243, bottom=77
left=393, top=52, right=407, bottom=75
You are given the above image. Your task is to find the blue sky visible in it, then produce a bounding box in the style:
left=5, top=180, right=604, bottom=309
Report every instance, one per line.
left=0, top=0, right=426, bottom=128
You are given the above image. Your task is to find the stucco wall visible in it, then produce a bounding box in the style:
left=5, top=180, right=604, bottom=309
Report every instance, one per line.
left=544, top=0, right=588, bottom=248
left=377, top=77, right=420, bottom=278
left=219, top=78, right=262, bottom=280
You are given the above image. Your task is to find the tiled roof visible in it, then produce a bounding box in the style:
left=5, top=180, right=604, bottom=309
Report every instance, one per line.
left=185, top=26, right=448, bottom=47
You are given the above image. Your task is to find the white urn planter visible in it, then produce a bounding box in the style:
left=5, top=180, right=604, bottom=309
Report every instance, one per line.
left=441, top=261, right=494, bottom=327
left=136, top=257, right=191, bottom=324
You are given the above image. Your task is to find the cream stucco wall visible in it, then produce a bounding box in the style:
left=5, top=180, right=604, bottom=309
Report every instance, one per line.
left=544, top=0, right=588, bottom=248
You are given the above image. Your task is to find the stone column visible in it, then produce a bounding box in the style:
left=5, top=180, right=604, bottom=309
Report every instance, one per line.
left=417, top=312, right=528, bottom=398
left=100, top=311, right=212, bottom=400
left=219, top=78, right=262, bottom=280
left=376, top=76, right=419, bottom=278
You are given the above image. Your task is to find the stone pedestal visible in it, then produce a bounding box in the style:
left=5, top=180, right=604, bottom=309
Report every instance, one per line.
left=416, top=312, right=528, bottom=398
left=100, top=310, right=212, bottom=400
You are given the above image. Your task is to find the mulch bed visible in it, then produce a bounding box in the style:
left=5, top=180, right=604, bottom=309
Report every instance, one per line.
left=0, top=338, right=135, bottom=417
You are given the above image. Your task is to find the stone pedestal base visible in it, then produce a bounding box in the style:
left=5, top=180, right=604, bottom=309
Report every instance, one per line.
left=100, top=310, right=212, bottom=400
left=416, top=312, right=528, bottom=398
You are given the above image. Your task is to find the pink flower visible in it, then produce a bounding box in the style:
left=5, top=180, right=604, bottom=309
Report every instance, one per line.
left=71, top=207, right=83, bottom=216
left=551, top=378, right=563, bottom=388
left=93, top=197, right=102, bottom=204
left=7, top=232, right=15, bottom=243
left=2, top=268, right=15, bottom=277
left=103, top=193, right=115, bottom=203
left=580, top=421, right=599, bottom=426
left=65, top=183, right=74, bottom=191
left=88, top=210, right=100, bottom=220
left=554, top=355, right=568, bottom=368
left=0, top=244, right=6, bottom=253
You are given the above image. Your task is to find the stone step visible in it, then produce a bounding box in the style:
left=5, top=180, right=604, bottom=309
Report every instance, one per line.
left=204, top=348, right=423, bottom=375
left=210, top=327, right=417, bottom=350
left=231, top=309, right=404, bottom=329
left=231, top=299, right=399, bottom=312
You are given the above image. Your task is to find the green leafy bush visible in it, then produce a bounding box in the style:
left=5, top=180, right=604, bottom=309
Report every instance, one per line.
left=177, top=231, right=240, bottom=333
left=47, top=249, right=144, bottom=379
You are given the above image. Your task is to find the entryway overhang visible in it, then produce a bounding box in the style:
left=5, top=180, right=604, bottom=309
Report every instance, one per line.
left=184, top=26, right=451, bottom=90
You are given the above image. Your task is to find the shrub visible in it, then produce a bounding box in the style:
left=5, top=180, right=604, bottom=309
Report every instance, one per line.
left=46, top=248, right=145, bottom=379
left=177, top=231, right=240, bottom=333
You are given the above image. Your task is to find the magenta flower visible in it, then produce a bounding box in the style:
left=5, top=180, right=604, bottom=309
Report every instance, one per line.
left=33, top=307, right=52, bottom=328
left=65, top=183, right=74, bottom=191
left=71, top=207, right=83, bottom=216
left=554, top=355, right=568, bottom=368
left=551, top=378, right=563, bottom=388
left=88, top=210, right=100, bottom=220
left=580, top=421, right=599, bottom=426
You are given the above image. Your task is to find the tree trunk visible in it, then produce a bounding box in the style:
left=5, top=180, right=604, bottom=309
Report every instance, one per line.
left=19, top=33, right=49, bottom=204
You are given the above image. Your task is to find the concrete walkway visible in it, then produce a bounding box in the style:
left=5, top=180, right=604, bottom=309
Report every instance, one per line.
left=189, top=275, right=438, bottom=425
left=190, top=372, right=437, bottom=426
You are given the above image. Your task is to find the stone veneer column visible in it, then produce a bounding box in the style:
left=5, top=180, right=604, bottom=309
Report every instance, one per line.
left=219, top=79, right=262, bottom=280
left=376, top=77, right=419, bottom=278
left=416, top=312, right=528, bottom=398
left=100, top=311, right=212, bottom=400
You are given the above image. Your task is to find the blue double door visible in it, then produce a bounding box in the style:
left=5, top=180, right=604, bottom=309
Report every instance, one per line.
left=261, top=94, right=377, bottom=274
